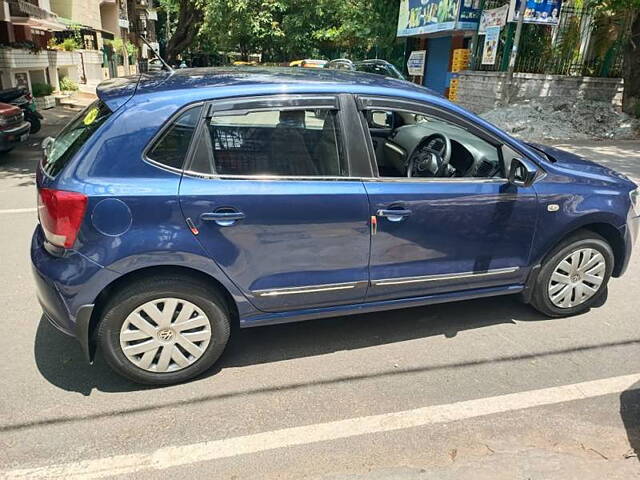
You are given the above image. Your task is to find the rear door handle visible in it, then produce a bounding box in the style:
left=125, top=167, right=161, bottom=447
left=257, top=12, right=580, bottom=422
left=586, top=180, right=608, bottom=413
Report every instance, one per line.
left=376, top=209, right=411, bottom=222
left=200, top=211, right=245, bottom=226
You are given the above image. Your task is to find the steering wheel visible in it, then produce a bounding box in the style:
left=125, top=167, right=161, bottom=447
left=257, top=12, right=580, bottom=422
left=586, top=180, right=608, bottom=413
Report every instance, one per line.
left=406, top=133, right=452, bottom=178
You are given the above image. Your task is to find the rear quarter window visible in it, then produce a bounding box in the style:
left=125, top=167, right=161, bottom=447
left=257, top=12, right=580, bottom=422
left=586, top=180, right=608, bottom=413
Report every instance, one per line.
left=146, top=106, right=202, bottom=170
left=43, top=100, right=112, bottom=177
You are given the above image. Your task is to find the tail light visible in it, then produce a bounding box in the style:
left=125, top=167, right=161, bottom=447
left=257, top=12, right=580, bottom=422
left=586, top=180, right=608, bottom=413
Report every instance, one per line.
left=37, top=188, right=88, bottom=249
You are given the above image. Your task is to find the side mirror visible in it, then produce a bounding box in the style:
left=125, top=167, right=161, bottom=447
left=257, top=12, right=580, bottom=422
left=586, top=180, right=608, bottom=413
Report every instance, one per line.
left=508, top=157, right=538, bottom=188
left=41, top=136, right=54, bottom=151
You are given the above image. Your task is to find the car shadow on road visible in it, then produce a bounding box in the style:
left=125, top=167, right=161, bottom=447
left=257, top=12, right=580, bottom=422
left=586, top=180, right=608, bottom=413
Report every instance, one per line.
left=620, top=381, right=640, bottom=463
left=34, top=295, right=551, bottom=395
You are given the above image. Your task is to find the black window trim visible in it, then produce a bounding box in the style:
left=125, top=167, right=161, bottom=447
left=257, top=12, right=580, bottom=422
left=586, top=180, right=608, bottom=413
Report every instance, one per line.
left=181, top=93, right=363, bottom=181
left=355, top=95, right=546, bottom=183
left=142, top=101, right=206, bottom=175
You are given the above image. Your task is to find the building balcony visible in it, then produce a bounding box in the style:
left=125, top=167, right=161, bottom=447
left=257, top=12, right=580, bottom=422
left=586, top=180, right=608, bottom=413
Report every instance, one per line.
left=0, top=47, right=49, bottom=69
left=8, top=1, right=67, bottom=31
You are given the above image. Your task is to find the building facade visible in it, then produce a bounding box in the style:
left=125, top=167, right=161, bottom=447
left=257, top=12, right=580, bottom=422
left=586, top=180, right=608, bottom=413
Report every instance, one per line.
left=0, top=0, right=153, bottom=93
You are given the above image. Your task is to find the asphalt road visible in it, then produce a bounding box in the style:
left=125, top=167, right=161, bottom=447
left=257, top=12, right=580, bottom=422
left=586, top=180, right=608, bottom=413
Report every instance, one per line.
left=0, top=108, right=639, bottom=479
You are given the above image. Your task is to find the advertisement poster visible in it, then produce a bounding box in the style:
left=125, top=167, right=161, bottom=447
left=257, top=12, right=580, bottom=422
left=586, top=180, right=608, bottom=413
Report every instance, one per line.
left=482, top=26, right=500, bottom=65
left=508, top=0, right=562, bottom=25
left=397, top=0, right=461, bottom=36
left=407, top=50, right=427, bottom=76
left=479, top=4, right=509, bottom=34
left=457, top=0, right=483, bottom=30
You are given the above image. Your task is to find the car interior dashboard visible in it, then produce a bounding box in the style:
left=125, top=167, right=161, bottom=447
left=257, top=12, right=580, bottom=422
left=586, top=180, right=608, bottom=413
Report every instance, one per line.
left=365, top=111, right=503, bottom=179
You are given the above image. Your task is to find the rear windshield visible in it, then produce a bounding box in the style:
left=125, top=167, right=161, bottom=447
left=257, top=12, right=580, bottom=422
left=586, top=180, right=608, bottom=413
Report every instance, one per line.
left=356, top=63, right=404, bottom=80
left=43, top=100, right=112, bottom=177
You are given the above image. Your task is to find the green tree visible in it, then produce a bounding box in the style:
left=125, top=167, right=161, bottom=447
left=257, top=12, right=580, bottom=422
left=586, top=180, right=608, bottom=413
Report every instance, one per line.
left=159, top=0, right=402, bottom=66
left=159, top=0, right=205, bottom=64
left=590, top=0, right=640, bottom=117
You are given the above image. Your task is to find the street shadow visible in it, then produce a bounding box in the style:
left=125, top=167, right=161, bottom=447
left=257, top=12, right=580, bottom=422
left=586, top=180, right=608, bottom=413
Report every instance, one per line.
left=34, top=294, right=551, bottom=396
left=621, top=381, right=640, bottom=462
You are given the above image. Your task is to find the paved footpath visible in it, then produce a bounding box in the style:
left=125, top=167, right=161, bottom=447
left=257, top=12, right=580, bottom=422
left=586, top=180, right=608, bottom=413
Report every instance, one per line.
left=0, top=120, right=638, bottom=479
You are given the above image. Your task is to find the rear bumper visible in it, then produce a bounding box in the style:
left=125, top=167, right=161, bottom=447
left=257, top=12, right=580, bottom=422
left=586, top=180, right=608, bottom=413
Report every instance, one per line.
left=31, top=226, right=115, bottom=361
left=0, top=121, right=29, bottom=150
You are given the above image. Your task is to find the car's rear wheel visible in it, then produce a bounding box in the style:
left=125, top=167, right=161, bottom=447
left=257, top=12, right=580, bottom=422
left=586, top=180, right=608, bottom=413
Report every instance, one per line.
left=530, top=230, right=614, bottom=317
left=98, top=276, right=230, bottom=385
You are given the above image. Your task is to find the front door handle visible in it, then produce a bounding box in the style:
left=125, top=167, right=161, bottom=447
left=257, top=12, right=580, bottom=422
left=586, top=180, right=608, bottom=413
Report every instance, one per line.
left=376, top=209, right=412, bottom=222
left=200, top=211, right=245, bottom=227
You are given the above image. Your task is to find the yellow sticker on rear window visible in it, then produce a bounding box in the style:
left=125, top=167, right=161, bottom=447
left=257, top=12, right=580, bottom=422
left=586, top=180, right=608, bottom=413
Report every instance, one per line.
left=83, top=107, right=99, bottom=126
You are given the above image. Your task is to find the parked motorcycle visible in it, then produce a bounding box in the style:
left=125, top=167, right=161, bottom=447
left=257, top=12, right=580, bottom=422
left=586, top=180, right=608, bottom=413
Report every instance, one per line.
left=0, top=87, right=43, bottom=134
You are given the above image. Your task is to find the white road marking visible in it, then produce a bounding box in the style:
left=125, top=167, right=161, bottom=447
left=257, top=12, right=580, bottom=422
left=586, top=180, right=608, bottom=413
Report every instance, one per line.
left=2, top=372, right=639, bottom=479
left=0, top=208, right=36, bottom=215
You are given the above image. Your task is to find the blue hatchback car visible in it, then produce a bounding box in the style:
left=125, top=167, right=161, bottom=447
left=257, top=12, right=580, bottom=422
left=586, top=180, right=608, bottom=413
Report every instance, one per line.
left=32, top=68, right=639, bottom=384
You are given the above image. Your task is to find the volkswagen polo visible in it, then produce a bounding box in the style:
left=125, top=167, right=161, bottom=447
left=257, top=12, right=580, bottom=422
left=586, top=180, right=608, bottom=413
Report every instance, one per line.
left=32, top=68, right=639, bottom=385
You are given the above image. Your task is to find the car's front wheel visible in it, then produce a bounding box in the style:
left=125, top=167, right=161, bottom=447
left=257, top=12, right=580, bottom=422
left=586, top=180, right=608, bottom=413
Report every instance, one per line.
left=530, top=230, right=614, bottom=317
left=98, top=276, right=230, bottom=385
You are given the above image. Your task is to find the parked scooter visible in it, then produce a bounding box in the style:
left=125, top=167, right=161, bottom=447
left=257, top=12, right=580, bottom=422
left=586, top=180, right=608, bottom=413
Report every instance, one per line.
left=0, top=87, right=43, bottom=134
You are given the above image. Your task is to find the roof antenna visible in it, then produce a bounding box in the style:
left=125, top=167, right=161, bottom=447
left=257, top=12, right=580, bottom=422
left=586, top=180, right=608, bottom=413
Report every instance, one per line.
left=137, top=33, right=174, bottom=73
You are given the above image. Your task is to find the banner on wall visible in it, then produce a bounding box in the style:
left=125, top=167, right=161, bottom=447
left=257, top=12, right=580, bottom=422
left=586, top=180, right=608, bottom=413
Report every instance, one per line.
left=481, top=26, right=500, bottom=65
left=507, top=0, right=562, bottom=25
left=397, top=0, right=482, bottom=37
left=478, top=4, right=509, bottom=34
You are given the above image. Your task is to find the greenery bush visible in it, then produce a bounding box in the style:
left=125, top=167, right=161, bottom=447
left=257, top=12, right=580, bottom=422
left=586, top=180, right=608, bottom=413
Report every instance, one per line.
left=31, top=83, right=54, bottom=97
left=48, top=37, right=80, bottom=51
left=59, top=77, right=79, bottom=92
left=61, top=38, right=79, bottom=51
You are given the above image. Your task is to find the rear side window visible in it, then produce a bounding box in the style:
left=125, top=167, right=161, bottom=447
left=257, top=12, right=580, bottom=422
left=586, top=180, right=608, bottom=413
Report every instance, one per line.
left=147, top=106, right=202, bottom=169
left=192, top=108, right=345, bottom=177
left=43, top=100, right=112, bottom=177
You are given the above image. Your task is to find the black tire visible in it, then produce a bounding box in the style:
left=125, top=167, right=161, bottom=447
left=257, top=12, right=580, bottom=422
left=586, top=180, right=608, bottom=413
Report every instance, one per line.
left=98, top=276, right=231, bottom=385
left=0, top=147, right=14, bottom=154
left=28, top=115, right=41, bottom=134
left=530, top=230, right=614, bottom=317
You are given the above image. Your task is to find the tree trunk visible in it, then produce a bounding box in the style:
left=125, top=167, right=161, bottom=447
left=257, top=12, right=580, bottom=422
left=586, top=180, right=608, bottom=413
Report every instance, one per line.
left=622, top=10, right=640, bottom=117
left=166, top=0, right=204, bottom=65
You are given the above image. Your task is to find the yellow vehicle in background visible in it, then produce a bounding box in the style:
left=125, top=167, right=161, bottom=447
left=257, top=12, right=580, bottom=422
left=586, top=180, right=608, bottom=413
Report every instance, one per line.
left=289, top=59, right=327, bottom=68
left=232, top=60, right=257, bottom=66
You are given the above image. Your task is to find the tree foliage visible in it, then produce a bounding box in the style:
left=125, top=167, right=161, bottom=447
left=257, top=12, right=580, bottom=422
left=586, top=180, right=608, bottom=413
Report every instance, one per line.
left=589, top=0, right=640, bottom=116
left=159, top=0, right=402, bottom=66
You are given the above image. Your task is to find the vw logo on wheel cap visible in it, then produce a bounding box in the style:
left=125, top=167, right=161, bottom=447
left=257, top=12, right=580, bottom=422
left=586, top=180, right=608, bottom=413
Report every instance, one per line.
left=157, top=328, right=175, bottom=342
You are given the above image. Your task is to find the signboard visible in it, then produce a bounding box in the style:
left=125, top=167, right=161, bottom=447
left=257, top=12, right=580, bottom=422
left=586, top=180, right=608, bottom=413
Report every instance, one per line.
left=397, top=0, right=481, bottom=36
left=457, top=0, right=482, bottom=30
left=407, top=50, right=427, bottom=76
left=508, top=0, right=562, bottom=25
left=479, top=4, right=509, bottom=34
left=482, top=26, right=500, bottom=65
left=397, top=0, right=459, bottom=36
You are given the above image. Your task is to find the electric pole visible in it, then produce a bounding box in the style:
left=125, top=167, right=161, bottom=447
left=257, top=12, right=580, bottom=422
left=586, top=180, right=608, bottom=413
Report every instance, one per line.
left=501, top=0, right=527, bottom=105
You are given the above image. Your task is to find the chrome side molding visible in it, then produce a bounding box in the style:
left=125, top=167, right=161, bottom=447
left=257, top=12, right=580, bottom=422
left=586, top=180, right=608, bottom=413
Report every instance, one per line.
left=253, top=281, right=366, bottom=297
left=371, top=267, right=520, bottom=287
left=252, top=268, right=520, bottom=296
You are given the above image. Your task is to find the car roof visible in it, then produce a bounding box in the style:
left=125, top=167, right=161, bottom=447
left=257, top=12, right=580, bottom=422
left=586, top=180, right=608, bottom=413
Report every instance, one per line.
left=97, top=66, right=438, bottom=110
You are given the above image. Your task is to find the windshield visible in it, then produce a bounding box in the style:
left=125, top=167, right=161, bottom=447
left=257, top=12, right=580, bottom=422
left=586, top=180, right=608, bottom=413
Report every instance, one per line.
left=43, top=100, right=112, bottom=177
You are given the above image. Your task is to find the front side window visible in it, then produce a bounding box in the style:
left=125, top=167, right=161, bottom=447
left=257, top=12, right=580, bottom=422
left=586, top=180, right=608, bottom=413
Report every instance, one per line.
left=43, top=100, right=112, bottom=177
left=194, top=108, right=345, bottom=177
left=363, top=109, right=503, bottom=179
left=147, top=106, right=202, bottom=169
